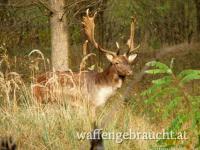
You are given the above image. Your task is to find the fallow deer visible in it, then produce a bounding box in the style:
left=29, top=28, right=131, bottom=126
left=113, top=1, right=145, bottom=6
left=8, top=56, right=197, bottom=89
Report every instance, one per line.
left=32, top=9, right=139, bottom=107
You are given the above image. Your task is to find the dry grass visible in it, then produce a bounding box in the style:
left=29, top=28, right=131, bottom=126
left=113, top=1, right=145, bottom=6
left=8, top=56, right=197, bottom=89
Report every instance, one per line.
left=0, top=98, right=158, bottom=150
left=0, top=46, right=199, bottom=150
left=0, top=48, right=156, bottom=150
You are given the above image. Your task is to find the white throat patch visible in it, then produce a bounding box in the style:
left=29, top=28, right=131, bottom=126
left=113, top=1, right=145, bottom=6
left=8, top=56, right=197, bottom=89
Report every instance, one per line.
left=94, top=79, right=123, bottom=106
left=95, top=86, right=115, bottom=106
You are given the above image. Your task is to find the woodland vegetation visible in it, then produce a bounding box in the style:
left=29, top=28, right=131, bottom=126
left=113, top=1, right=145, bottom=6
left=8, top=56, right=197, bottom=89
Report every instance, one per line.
left=0, top=0, right=200, bottom=149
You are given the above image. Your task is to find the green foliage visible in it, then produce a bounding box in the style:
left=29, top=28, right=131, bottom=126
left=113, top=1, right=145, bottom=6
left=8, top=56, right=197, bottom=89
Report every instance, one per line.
left=163, top=96, right=181, bottom=119
left=168, top=114, right=189, bottom=133
left=178, top=70, right=200, bottom=84
left=145, top=60, right=172, bottom=74
left=142, top=60, right=200, bottom=148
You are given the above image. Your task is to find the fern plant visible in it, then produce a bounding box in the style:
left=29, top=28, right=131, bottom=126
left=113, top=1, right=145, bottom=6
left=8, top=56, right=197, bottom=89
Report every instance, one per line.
left=141, top=60, right=200, bottom=148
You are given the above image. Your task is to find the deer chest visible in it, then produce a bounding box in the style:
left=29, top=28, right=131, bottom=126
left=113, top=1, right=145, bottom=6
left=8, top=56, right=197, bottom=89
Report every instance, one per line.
left=94, top=86, right=115, bottom=106
left=93, top=78, right=123, bottom=106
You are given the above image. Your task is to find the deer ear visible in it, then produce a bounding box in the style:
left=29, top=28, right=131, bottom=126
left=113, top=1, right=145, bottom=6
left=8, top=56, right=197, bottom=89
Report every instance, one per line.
left=105, top=53, right=114, bottom=62
left=128, top=54, right=137, bottom=63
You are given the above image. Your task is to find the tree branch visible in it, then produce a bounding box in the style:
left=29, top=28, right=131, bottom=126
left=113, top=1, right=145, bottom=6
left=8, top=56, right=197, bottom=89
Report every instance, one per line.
left=36, top=0, right=56, bottom=14
left=0, top=3, right=36, bottom=8
left=0, top=0, right=56, bottom=14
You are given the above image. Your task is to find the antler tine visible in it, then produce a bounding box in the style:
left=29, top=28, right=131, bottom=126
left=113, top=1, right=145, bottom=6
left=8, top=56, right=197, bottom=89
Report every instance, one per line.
left=86, top=9, right=89, bottom=16
left=82, top=40, right=88, bottom=56
left=116, top=42, right=120, bottom=55
left=82, top=9, right=116, bottom=56
left=126, top=16, right=140, bottom=55
left=116, top=42, right=120, bottom=49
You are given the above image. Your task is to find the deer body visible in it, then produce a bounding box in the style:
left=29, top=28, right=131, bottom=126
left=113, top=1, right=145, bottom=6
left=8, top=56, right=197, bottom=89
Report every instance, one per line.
left=33, top=56, right=133, bottom=107
left=33, top=9, right=139, bottom=107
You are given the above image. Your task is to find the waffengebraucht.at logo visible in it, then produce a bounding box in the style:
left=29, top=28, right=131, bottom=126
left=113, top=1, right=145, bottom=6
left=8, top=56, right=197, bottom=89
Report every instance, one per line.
left=76, top=129, right=188, bottom=143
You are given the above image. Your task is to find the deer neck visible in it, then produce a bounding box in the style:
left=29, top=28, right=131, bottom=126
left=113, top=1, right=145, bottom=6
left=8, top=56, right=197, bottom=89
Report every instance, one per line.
left=95, top=64, right=124, bottom=88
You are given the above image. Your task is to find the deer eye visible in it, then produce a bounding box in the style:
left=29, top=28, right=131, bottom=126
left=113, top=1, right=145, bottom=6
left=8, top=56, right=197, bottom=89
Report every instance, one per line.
left=115, top=62, right=119, bottom=65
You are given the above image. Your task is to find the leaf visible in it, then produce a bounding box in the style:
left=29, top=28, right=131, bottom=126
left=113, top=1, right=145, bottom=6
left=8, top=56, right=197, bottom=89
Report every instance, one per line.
left=146, top=61, right=170, bottom=70
left=145, top=61, right=172, bottom=74
left=152, top=76, right=172, bottom=85
left=192, top=96, right=200, bottom=102
left=141, top=84, right=160, bottom=96
left=145, top=69, right=167, bottom=74
left=168, top=114, right=188, bottom=132
left=163, top=97, right=182, bottom=119
left=144, top=87, right=179, bottom=104
left=191, top=96, right=200, bottom=127
left=178, top=70, right=200, bottom=78
left=180, top=74, right=200, bottom=84
left=194, top=111, right=200, bottom=125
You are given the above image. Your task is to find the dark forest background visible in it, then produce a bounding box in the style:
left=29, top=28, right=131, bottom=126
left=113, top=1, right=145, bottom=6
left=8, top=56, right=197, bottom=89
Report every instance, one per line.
left=0, top=0, right=200, bottom=70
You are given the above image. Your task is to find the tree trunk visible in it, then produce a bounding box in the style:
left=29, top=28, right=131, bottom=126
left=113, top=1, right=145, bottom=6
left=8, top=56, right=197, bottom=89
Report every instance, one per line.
left=195, top=0, right=200, bottom=41
left=50, top=0, right=69, bottom=71
left=97, top=0, right=107, bottom=67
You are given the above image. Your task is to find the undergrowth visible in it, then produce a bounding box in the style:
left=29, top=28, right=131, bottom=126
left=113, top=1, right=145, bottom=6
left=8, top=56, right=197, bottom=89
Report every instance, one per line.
left=142, top=59, right=200, bottom=149
left=0, top=45, right=199, bottom=149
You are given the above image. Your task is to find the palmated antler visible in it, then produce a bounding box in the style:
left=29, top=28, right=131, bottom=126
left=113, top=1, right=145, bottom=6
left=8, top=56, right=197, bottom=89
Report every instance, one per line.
left=82, top=9, right=116, bottom=56
left=126, top=17, right=140, bottom=55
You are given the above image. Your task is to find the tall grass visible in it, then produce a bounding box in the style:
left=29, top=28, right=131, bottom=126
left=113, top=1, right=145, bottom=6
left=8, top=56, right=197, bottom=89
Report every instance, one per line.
left=0, top=46, right=199, bottom=149
left=0, top=98, right=160, bottom=149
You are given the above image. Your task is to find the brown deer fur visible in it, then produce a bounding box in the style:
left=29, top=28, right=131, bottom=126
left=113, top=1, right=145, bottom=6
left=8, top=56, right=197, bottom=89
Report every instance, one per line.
left=33, top=54, right=136, bottom=106
left=32, top=10, right=139, bottom=107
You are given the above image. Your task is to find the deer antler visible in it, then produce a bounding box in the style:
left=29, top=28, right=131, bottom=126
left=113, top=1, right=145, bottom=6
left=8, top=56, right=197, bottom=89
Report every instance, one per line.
left=82, top=40, right=88, bottom=56
left=82, top=9, right=116, bottom=56
left=126, top=17, right=140, bottom=55
left=116, top=42, right=120, bottom=55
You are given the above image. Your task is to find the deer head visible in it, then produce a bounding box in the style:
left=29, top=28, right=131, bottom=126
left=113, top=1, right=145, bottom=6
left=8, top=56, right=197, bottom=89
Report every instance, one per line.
left=82, top=9, right=139, bottom=77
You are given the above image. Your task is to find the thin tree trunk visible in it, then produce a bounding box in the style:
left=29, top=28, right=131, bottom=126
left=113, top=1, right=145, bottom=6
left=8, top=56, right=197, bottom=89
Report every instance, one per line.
left=97, top=0, right=107, bottom=67
left=195, top=0, right=200, bottom=41
left=50, top=0, right=69, bottom=71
